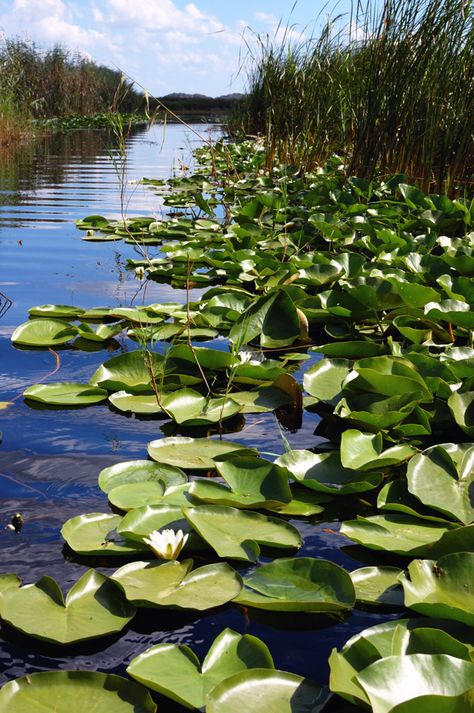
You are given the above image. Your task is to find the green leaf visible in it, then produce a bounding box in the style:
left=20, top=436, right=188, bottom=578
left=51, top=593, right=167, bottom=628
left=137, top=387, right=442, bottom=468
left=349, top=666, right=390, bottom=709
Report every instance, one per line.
left=147, top=437, right=256, bottom=470
left=90, top=351, right=166, bottom=393
left=357, top=654, right=474, bottom=713
left=11, top=318, right=78, bottom=346
left=108, top=391, right=164, bottom=414
left=276, top=449, right=382, bottom=494
left=206, top=669, right=329, bottom=713
left=28, top=304, right=85, bottom=318
left=112, top=559, right=242, bottom=609
left=189, top=455, right=292, bottom=509
left=234, top=557, right=355, bottom=612
left=99, top=460, right=186, bottom=493
left=23, top=382, right=108, bottom=406
left=350, top=566, right=404, bottom=608
left=61, top=512, right=148, bottom=556
left=340, top=430, right=415, bottom=471
left=117, top=503, right=203, bottom=549
left=448, top=391, right=474, bottom=437
left=407, top=443, right=474, bottom=524
left=127, top=628, right=274, bottom=709
left=184, top=505, right=301, bottom=562
left=303, top=358, right=351, bottom=404
left=230, top=289, right=301, bottom=348
left=400, top=553, right=474, bottom=625
left=161, top=388, right=242, bottom=425
left=0, top=672, right=156, bottom=712
left=0, top=570, right=135, bottom=644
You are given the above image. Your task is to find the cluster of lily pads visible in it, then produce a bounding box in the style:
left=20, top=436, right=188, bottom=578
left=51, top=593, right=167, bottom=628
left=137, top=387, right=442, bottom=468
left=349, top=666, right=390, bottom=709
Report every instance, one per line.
left=5, top=137, right=474, bottom=711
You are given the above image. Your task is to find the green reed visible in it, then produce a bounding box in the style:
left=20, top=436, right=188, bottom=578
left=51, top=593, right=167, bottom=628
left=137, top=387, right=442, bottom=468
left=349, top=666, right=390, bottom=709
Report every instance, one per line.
left=237, top=0, right=474, bottom=194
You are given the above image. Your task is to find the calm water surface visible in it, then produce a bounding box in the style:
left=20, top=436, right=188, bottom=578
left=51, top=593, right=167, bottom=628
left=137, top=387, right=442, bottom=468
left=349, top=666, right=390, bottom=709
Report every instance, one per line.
left=0, top=124, right=397, bottom=705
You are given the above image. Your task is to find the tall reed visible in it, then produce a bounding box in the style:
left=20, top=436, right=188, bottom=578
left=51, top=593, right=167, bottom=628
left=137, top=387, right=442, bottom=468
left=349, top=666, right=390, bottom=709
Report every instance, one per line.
left=238, top=0, right=474, bottom=194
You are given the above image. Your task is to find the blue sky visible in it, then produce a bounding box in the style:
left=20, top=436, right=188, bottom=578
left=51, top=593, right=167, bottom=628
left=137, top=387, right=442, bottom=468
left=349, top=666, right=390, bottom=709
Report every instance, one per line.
left=0, top=1, right=352, bottom=96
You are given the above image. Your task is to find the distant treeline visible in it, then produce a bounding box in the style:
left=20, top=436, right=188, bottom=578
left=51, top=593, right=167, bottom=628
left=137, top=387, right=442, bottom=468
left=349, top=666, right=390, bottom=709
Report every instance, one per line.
left=156, top=93, right=245, bottom=116
left=0, top=38, right=144, bottom=119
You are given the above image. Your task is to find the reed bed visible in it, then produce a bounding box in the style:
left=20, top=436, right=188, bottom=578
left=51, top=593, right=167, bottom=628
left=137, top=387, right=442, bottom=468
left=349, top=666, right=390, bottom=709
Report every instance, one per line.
left=238, top=0, right=474, bottom=194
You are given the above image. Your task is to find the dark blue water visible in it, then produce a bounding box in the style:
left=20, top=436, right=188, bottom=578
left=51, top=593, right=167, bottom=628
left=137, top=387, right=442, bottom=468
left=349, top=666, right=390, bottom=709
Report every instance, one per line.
left=0, top=124, right=399, bottom=705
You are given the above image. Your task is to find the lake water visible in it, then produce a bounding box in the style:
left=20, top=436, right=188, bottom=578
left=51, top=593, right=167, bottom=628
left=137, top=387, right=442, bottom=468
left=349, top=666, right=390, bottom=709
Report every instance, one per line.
left=0, top=123, right=396, bottom=707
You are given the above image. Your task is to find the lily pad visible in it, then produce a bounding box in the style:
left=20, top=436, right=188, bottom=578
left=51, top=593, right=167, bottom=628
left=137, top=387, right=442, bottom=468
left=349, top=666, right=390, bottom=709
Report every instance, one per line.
left=206, top=669, right=329, bottom=713
left=23, top=382, right=108, bottom=406
left=189, top=455, right=292, bottom=509
left=407, top=443, right=474, bottom=524
left=276, top=449, right=383, bottom=494
left=127, top=627, right=274, bottom=709
left=98, top=460, right=187, bottom=494
left=400, top=553, right=474, bottom=625
left=161, top=388, right=242, bottom=425
left=12, top=318, right=77, bottom=346
left=0, top=671, right=156, bottom=713
left=350, top=566, right=404, bottom=608
left=76, top=322, right=124, bottom=342
left=117, top=504, right=202, bottom=549
left=111, top=558, right=242, bottom=609
left=61, top=512, right=148, bottom=556
left=108, top=391, right=164, bottom=414
left=28, top=304, right=85, bottom=318
left=340, top=430, right=415, bottom=471
left=147, top=437, right=256, bottom=470
left=90, top=351, right=166, bottom=393
left=234, top=557, right=355, bottom=612
left=358, top=654, right=474, bottom=713
left=0, top=569, right=135, bottom=644
left=184, top=505, right=301, bottom=562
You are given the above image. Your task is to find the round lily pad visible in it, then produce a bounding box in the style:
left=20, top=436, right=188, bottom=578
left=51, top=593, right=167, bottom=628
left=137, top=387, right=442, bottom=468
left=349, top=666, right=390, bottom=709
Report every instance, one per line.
left=23, top=382, right=108, bottom=406
left=147, top=437, right=256, bottom=470
left=0, top=671, right=156, bottom=712
left=12, top=319, right=77, bottom=346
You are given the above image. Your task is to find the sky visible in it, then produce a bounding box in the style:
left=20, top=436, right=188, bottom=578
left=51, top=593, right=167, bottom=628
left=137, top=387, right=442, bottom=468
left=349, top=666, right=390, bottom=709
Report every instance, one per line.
left=0, top=0, right=352, bottom=97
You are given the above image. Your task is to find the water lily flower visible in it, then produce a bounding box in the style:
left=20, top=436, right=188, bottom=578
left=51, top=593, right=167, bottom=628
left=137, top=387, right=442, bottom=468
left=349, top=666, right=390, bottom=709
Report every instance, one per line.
left=135, top=266, right=145, bottom=280
left=143, top=528, right=188, bottom=560
left=238, top=349, right=264, bottom=365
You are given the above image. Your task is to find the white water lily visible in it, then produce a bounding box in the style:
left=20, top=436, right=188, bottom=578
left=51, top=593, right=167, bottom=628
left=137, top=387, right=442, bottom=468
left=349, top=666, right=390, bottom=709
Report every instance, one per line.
left=143, top=528, right=188, bottom=560
left=238, top=349, right=264, bottom=365
left=135, top=266, right=145, bottom=280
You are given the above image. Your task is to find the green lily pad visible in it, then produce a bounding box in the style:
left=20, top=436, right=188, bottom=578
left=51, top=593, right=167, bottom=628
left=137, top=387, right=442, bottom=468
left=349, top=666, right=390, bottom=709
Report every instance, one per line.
left=147, top=437, right=256, bottom=470
left=61, top=512, right=148, bottom=556
left=161, top=388, right=242, bottom=425
left=99, top=459, right=186, bottom=493
left=76, top=322, right=124, bottom=342
left=12, top=318, right=77, bottom=346
left=112, top=558, right=242, bottom=609
left=230, top=386, right=292, bottom=413
left=340, top=430, right=415, bottom=471
left=303, top=358, right=351, bottom=405
left=90, top=351, right=166, bottom=393
left=108, top=391, right=164, bottom=414
left=234, top=557, right=355, bottom=612
left=448, top=390, right=474, bottom=437
left=0, top=569, right=135, bottom=644
left=189, top=455, right=292, bottom=509
left=117, top=504, right=201, bottom=548
left=206, top=669, right=329, bottom=713
left=358, top=654, right=474, bottom=713
left=350, top=566, right=404, bottom=607
left=265, top=486, right=328, bottom=516
left=407, top=443, right=474, bottom=524
left=276, top=449, right=383, bottom=494
left=400, top=553, right=474, bottom=625
left=184, top=505, right=301, bottom=562
left=28, top=304, right=85, bottom=318
left=23, top=382, right=108, bottom=406
left=0, top=672, right=156, bottom=713
left=127, top=627, right=274, bottom=709
left=229, top=289, right=301, bottom=348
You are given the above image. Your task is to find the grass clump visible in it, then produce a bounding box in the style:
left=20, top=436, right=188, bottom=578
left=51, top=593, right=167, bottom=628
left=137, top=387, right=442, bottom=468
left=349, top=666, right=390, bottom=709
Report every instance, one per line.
left=238, top=0, right=474, bottom=194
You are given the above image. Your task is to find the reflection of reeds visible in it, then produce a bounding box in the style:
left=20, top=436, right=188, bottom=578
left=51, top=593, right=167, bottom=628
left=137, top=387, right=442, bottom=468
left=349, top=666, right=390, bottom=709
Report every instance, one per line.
left=238, top=0, right=474, bottom=194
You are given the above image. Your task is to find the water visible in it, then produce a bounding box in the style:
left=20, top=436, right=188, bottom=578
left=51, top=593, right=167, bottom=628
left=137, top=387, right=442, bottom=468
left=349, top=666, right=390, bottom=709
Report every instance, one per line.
left=0, top=124, right=398, bottom=704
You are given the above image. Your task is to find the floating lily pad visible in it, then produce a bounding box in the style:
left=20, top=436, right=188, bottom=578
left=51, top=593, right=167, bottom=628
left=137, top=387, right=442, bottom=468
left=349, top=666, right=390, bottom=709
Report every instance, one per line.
left=161, top=388, right=242, bottom=425
left=400, top=553, right=474, bottom=625
left=0, top=671, right=156, bottom=713
left=350, top=566, right=404, bottom=608
left=407, top=443, right=474, bottom=524
left=189, top=455, right=292, bottom=509
left=234, top=557, right=355, bottom=612
left=127, top=628, right=274, bottom=709
left=12, top=318, right=77, bottom=346
left=230, top=386, right=293, bottom=413
left=112, top=558, right=242, bottom=609
left=99, top=460, right=187, bottom=493
left=90, top=351, right=166, bottom=393
left=0, top=569, right=135, bottom=644
left=61, top=512, right=148, bottom=556
left=76, top=322, right=124, bottom=342
left=206, top=669, right=330, bottom=713
left=28, top=304, right=85, bottom=318
left=108, top=391, right=164, bottom=414
left=340, top=430, right=415, bottom=471
left=23, top=382, right=108, bottom=406
left=147, top=437, right=256, bottom=470
left=358, top=654, right=474, bottom=713
left=184, top=505, right=301, bottom=562
left=276, top=449, right=382, bottom=494
left=117, top=503, right=204, bottom=550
